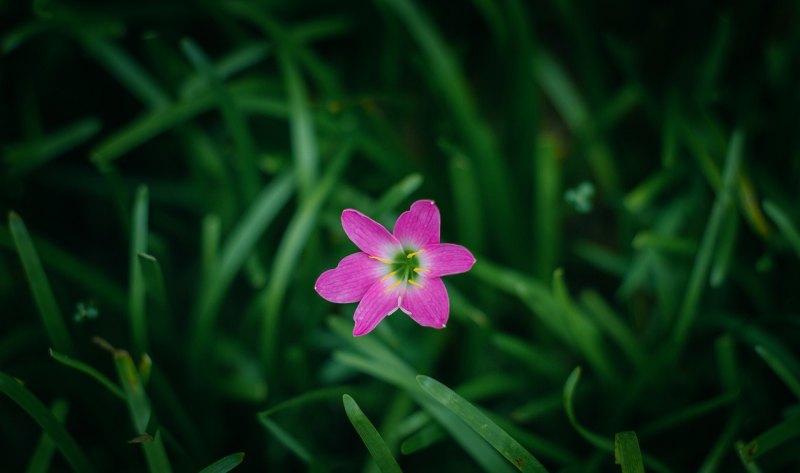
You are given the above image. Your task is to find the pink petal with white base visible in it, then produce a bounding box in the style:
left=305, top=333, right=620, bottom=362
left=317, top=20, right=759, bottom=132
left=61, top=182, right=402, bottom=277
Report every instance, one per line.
left=400, top=277, right=449, bottom=329
left=341, top=209, right=402, bottom=259
left=420, top=243, right=476, bottom=278
left=393, top=200, right=440, bottom=249
left=314, top=252, right=386, bottom=303
left=352, top=279, right=402, bottom=336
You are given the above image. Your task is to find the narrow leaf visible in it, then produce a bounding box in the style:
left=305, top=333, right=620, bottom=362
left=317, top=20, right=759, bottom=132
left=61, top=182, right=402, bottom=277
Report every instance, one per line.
left=9, top=212, right=75, bottom=355
left=198, top=452, right=245, bottom=473
left=417, top=375, right=548, bottom=473
left=49, top=348, right=125, bottom=400
left=0, top=371, right=94, bottom=473
left=615, top=431, right=645, bottom=473
left=342, top=394, right=403, bottom=473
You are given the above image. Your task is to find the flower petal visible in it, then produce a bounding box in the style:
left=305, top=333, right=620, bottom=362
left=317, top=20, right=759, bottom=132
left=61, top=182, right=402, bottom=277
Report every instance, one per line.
left=342, top=209, right=402, bottom=258
left=314, top=252, right=387, bottom=303
left=393, top=200, right=440, bottom=249
left=352, top=278, right=402, bottom=336
left=400, top=276, right=449, bottom=329
left=419, top=243, right=476, bottom=278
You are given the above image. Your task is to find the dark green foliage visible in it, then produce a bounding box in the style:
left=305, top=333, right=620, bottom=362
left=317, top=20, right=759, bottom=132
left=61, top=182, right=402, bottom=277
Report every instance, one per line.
left=1, top=0, right=799, bottom=472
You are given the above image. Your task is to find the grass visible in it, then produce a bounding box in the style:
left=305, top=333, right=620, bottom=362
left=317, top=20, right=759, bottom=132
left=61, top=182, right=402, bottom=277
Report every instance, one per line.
left=1, top=0, right=799, bottom=472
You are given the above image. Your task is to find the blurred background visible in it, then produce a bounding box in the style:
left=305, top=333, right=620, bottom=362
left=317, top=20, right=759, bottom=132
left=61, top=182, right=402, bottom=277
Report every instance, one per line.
left=1, top=0, right=800, bottom=471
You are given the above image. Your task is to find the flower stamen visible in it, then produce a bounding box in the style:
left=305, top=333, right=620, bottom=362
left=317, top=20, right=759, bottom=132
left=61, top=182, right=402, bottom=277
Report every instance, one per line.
left=381, top=270, right=398, bottom=281
left=408, top=279, right=423, bottom=288
left=385, top=280, right=403, bottom=292
left=406, top=249, right=425, bottom=259
left=369, top=255, right=392, bottom=264
left=413, top=267, right=429, bottom=274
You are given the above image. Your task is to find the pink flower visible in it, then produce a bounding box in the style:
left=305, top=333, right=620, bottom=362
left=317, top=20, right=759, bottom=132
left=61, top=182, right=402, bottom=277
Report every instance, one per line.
left=315, top=200, right=475, bottom=336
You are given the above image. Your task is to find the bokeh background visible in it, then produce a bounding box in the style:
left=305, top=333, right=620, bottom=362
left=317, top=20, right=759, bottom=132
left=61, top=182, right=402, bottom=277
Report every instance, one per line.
left=2, top=0, right=800, bottom=472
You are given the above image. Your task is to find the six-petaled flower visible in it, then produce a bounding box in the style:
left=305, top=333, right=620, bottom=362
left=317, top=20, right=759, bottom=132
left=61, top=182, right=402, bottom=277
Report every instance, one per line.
left=315, top=200, right=475, bottom=336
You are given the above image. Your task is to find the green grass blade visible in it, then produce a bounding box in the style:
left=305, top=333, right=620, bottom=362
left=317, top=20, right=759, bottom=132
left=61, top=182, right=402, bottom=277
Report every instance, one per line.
left=112, top=348, right=173, bottom=473
left=259, top=417, right=320, bottom=467
left=198, top=452, right=245, bottom=473
left=615, top=431, right=645, bottom=473
left=9, top=212, right=75, bottom=355
left=443, top=142, right=485, bottom=254
left=193, top=174, right=294, bottom=353
left=763, top=200, right=800, bottom=260
left=709, top=210, right=738, bottom=287
left=579, top=290, right=644, bottom=368
left=5, top=117, right=102, bottom=178
left=639, top=391, right=738, bottom=436
left=26, top=399, right=69, bottom=473
left=737, top=415, right=800, bottom=462
left=82, top=37, right=170, bottom=108
left=260, top=143, right=353, bottom=370
left=49, top=348, right=125, bottom=400
left=91, top=93, right=215, bottom=168
left=371, top=173, right=424, bottom=217
left=181, top=41, right=270, bottom=98
left=417, top=375, right=549, bottom=473
left=129, top=186, right=149, bottom=354
left=697, top=411, right=743, bottom=473
left=0, top=371, right=95, bottom=473
left=342, top=394, right=404, bottom=473
left=400, top=421, right=444, bottom=454
left=533, top=134, right=562, bottom=281
left=563, top=367, right=615, bottom=451
left=755, top=345, right=800, bottom=399
left=673, top=129, right=744, bottom=344
left=0, top=227, right=127, bottom=314
left=278, top=47, right=318, bottom=199
left=181, top=39, right=260, bottom=199
left=137, top=253, right=170, bottom=333
left=258, top=385, right=353, bottom=418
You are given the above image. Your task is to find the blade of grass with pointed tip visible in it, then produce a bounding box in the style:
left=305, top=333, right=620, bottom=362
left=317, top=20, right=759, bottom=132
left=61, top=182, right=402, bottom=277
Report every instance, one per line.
left=417, top=375, right=548, bottom=473
left=0, top=372, right=94, bottom=473
left=9, top=212, right=75, bottom=355
left=615, top=431, right=645, bottom=473
left=563, top=367, right=615, bottom=451
left=343, top=394, right=403, bottom=473
left=763, top=200, right=800, bottom=260
left=738, top=415, right=800, bottom=462
left=5, top=117, right=102, bottom=178
left=181, top=39, right=260, bottom=200
left=490, top=333, right=567, bottom=380
left=710, top=209, right=738, bottom=287
left=113, top=349, right=173, bottom=473
left=129, top=186, right=149, bottom=354
left=755, top=345, right=800, bottom=399
left=49, top=348, right=124, bottom=400
left=623, top=168, right=681, bottom=213
left=260, top=143, right=354, bottom=370
left=137, top=253, right=171, bottom=339
left=26, top=399, right=69, bottom=473
left=198, top=452, right=245, bottom=473
left=674, top=129, right=744, bottom=345
left=193, top=173, right=294, bottom=354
